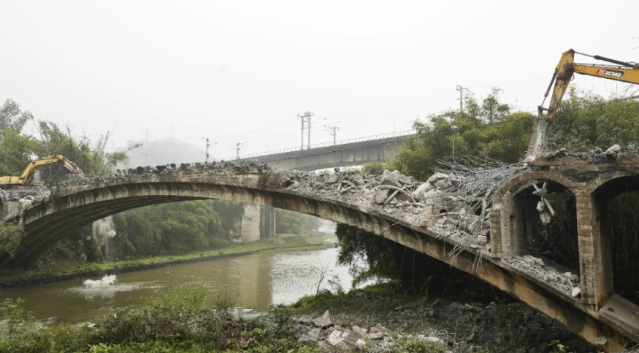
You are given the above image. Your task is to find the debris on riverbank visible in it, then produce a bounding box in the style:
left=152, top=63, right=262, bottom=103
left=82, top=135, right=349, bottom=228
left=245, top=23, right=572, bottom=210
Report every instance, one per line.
left=290, top=286, right=596, bottom=353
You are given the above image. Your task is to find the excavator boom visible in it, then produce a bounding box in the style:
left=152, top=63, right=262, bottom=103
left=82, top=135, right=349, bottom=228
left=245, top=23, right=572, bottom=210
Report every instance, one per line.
left=0, top=155, right=84, bottom=186
left=527, top=49, right=639, bottom=159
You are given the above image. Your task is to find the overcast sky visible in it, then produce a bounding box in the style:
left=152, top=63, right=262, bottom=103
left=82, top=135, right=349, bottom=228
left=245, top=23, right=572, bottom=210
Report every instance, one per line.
left=1, top=1, right=637, bottom=160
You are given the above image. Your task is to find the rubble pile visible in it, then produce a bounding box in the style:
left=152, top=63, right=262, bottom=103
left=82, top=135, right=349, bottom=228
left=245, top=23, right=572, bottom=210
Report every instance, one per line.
left=295, top=310, right=448, bottom=351
left=426, top=158, right=531, bottom=254
left=55, top=160, right=274, bottom=188
left=503, top=255, right=580, bottom=297
left=0, top=186, right=51, bottom=219
left=538, top=144, right=639, bottom=162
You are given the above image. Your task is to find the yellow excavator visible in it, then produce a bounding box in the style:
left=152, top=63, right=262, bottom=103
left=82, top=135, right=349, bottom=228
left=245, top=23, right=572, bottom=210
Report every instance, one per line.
left=527, top=49, right=639, bottom=159
left=0, top=155, right=84, bottom=186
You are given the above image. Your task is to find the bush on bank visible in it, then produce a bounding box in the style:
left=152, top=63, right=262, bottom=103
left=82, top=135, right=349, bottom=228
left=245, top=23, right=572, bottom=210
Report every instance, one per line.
left=0, top=284, right=322, bottom=353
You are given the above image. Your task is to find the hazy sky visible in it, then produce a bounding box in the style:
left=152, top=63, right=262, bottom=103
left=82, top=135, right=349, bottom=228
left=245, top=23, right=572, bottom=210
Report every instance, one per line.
left=1, top=1, right=637, bottom=160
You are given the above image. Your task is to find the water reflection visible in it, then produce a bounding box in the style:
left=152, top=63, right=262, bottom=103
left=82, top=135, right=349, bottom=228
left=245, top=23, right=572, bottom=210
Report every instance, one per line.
left=0, top=247, right=357, bottom=324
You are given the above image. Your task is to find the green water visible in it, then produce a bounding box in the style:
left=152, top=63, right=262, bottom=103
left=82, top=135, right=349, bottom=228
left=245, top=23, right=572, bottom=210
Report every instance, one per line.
left=0, top=247, right=356, bottom=324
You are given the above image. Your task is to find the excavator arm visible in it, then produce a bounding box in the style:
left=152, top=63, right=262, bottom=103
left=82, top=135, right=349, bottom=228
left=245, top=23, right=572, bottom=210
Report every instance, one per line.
left=527, top=49, right=639, bottom=158
left=0, top=155, right=84, bottom=186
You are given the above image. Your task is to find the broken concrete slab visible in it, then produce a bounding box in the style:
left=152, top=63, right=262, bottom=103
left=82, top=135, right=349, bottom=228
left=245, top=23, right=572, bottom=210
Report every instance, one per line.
left=312, top=310, right=332, bottom=328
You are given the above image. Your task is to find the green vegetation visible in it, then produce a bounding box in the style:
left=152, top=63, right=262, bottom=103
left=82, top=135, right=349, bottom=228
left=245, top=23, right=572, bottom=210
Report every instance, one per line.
left=0, top=221, right=22, bottom=259
left=275, top=209, right=322, bottom=236
left=0, top=285, right=323, bottom=353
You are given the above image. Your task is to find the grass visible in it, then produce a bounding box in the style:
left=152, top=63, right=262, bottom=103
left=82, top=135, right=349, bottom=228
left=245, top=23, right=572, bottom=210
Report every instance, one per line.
left=0, top=234, right=335, bottom=285
left=0, top=284, right=324, bottom=353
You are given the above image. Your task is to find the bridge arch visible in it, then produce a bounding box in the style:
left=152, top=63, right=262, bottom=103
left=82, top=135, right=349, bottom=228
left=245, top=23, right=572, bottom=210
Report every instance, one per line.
left=581, top=174, right=639, bottom=314
left=492, top=171, right=579, bottom=260
left=4, top=179, right=420, bottom=270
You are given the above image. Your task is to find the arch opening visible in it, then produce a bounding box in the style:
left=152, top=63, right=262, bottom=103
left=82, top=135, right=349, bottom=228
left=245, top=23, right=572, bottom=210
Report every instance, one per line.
left=514, top=180, right=580, bottom=274
left=593, top=175, right=639, bottom=306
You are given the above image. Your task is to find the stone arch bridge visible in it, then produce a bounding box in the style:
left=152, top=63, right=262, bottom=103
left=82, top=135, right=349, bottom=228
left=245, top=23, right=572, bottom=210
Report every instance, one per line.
left=1, top=152, right=639, bottom=352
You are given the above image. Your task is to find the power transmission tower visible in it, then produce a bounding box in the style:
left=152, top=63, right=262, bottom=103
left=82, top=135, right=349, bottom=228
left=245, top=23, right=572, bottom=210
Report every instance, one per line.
left=456, top=85, right=468, bottom=112
left=324, top=124, right=340, bottom=146
left=143, top=129, right=151, bottom=142
left=297, top=112, right=314, bottom=150
left=236, top=142, right=244, bottom=160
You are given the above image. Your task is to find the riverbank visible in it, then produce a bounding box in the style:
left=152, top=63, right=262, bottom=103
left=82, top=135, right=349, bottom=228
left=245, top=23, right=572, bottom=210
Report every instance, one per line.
left=0, top=234, right=335, bottom=289
left=0, top=282, right=607, bottom=353
left=289, top=282, right=600, bottom=353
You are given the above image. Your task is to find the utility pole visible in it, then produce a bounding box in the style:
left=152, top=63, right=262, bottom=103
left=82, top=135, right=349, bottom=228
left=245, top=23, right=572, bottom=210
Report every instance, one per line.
left=298, top=114, right=304, bottom=150
left=456, top=85, right=468, bottom=112
left=297, top=112, right=314, bottom=150
left=204, top=138, right=211, bottom=163
left=307, top=113, right=311, bottom=150
left=236, top=142, right=243, bottom=160
left=324, top=124, right=340, bottom=146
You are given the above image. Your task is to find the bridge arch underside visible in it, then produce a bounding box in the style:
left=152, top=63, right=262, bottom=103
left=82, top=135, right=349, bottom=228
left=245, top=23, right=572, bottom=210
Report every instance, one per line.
left=3, top=181, right=635, bottom=350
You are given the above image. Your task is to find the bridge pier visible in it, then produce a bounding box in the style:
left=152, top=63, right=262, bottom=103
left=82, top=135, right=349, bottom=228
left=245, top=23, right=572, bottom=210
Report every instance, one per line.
left=240, top=205, right=276, bottom=242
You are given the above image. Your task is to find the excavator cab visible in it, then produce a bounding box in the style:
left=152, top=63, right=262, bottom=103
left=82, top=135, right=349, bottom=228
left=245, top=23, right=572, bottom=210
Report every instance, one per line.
left=32, top=170, right=42, bottom=186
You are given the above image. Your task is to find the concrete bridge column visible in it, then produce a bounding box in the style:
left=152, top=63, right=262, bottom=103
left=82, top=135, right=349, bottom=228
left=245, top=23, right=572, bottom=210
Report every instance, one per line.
left=575, top=192, right=603, bottom=307
left=240, top=205, right=276, bottom=242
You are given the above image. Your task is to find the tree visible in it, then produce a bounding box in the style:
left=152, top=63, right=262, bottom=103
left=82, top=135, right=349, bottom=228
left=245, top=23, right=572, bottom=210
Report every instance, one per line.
left=390, top=90, right=531, bottom=179
left=0, top=99, right=33, bottom=133
left=276, top=209, right=321, bottom=236
left=480, top=88, right=510, bottom=124
left=0, top=129, right=35, bottom=176
left=31, top=121, right=128, bottom=182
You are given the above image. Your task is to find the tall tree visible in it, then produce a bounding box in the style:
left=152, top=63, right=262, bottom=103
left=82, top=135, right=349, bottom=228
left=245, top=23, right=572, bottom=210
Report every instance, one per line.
left=0, top=99, right=33, bottom=133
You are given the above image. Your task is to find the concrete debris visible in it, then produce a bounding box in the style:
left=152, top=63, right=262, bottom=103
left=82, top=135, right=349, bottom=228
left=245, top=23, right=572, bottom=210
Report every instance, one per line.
left=522, top=255, right=545, bottom=266
left=327, top=330, right=344, bottom=346
left=605, top=144, right=621, bottom=158
left=312, top=310, right=333, bottom=328
left=535, top=144, right=639, bottom=163
left=298, top=315, right=313, bottom=325
left=381, top=169, right=413, bottom=188
left=504, top=256, right=576, bottom=296
left=0, top=185, right=51, bottom=219
left=565, top=272, right=579, bottom=282
left=571, top=287, right=581, bottom=298
left=347, top=325, right=367, bottom=343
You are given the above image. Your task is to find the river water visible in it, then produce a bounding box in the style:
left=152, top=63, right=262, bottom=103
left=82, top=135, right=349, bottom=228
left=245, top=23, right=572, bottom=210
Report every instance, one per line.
left=0, top=247, right=359, bottom=324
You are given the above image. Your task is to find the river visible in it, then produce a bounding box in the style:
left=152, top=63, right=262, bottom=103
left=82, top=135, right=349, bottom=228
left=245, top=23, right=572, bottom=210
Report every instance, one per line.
left=0, top=247, right=360, bottom=324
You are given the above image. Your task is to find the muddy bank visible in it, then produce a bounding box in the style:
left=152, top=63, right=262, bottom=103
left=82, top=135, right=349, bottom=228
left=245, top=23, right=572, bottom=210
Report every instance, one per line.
left=290, top=287, right=598, bottom=353
left=0, top=242, right=330, bottom=290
